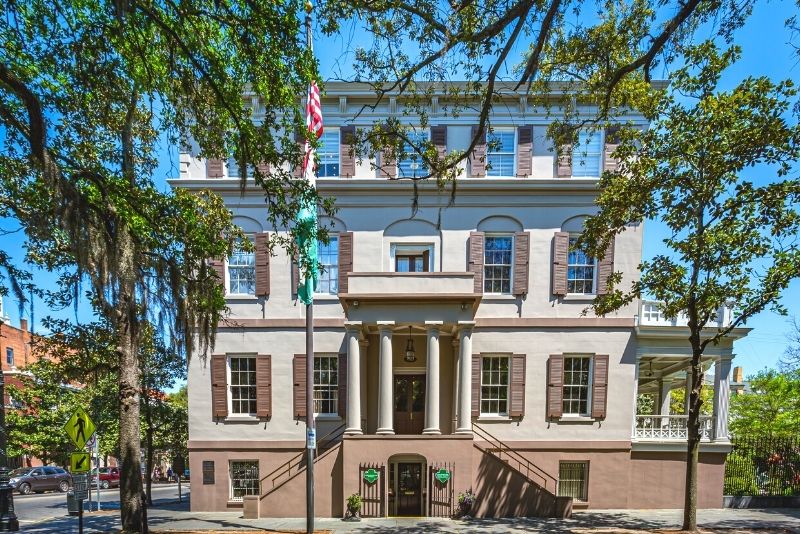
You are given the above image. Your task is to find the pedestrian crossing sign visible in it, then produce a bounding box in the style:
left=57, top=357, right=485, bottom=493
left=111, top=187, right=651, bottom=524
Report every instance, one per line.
left=71, top=451, right=91, bottom=473
left=64, top=407, right=96, bottom=449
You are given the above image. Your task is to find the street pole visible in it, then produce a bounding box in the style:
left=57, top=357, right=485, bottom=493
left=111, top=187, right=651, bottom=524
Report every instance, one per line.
left=305, top=302, right=314, bottom=534
left=0, top=341, right=19, bottom=531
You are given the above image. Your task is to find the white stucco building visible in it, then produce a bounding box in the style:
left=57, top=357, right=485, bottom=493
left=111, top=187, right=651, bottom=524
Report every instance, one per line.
left=172, top=82, right=748, bottom=518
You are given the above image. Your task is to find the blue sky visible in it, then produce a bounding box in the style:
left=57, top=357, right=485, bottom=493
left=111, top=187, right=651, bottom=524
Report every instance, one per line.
left=1, top=1, right=799, bottom=378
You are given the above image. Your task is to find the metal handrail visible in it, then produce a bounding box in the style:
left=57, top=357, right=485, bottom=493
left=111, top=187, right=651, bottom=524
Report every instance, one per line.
left=259, top=422, right=346, bottom=494
left=472, top=422, right=557, bottom=492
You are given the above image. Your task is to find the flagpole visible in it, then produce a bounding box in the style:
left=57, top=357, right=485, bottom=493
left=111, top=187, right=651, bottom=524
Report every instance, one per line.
left=304, top=4, right=315, bottom=534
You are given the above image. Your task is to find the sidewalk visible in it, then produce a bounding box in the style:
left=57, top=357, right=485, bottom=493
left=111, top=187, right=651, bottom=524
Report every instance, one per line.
left=21, top=503, right=800, bottom=533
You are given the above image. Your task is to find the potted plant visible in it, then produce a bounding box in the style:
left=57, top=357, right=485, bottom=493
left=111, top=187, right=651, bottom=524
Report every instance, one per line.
left=456, top=488, right=475, bottom=518
left=344, top=493, right=362, bottom=521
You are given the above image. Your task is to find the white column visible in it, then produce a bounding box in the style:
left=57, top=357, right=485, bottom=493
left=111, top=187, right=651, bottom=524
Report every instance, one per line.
left=376, top=323, right=395, bottom=435
left=452, top=337, right=460, bottom=433
left=658, top=380, right=672, bottom=416
left=712, top=357, right=732, bottom=441
left=344, top=323, right=362, bottom=435
left=423, top=322, right=442, bottom=435
left=359, top=339, right=368, bottom=432
left=456, top=322, right=474, bottom=434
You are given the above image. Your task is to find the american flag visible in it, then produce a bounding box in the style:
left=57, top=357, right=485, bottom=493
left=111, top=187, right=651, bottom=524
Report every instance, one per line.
left=302, top=81, right=323, bottom=183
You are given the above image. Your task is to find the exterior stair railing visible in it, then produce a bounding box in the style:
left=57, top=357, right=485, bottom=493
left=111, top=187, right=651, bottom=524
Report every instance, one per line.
left=260, top=422, right=346, bottom=498
left=472, top=422, right=558, bottom=495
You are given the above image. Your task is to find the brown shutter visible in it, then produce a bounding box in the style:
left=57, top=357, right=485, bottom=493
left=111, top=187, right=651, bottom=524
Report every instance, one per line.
left=513, top=231, right=530, bottom=296
left=468, top=232, right=485, bottom=293
left=291, top=260, right=299, bottom=298
left=211, top=354, right=228, bottom=418
left=206, top=158, right=224, bottom=178
left=471, top=354, right=482, bottom=418
left=255, top=233, right=270, bottom=297
left=338, top=232, right=353, bottom=293
left=596, top=236, right=615, bottom=296
left=431, top=125, right=447, bottom=161
left=470, top=126, right=486, bottom=177
left=293, top=130, right=304, bottom=178
left=591, top=354, right=609, bottom=419
left=338, top=353, right=347, bottom=418
left=516, top=126, right=533, bottom=177
left=379, top=148, right=397, bottom=178
left=509, top=354, right=526, bottom=418
left=422, top=249, right=430, bottom=272
left=208, top=258, right=226, bottom=294
left=256, top=162, right=271, bottom=176
left=552, top=232, right=569, bottom=296
left=256, top=354, right=272, bottom=419
left=603, top=127, right=620, bottom=174
left=293, top=354, right=307, bottom=419
left=547, top=354, right=564, bottom=419
left=556, top=145, right=572, bottom=178
left=340, top=126, right=356, bottom=177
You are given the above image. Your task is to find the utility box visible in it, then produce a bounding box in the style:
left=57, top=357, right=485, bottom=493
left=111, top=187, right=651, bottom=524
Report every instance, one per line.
left=66, top=490, right=80, bottom=516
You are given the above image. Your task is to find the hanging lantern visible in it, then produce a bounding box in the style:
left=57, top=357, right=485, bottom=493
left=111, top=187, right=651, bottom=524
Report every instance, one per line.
left=404, top=326, right=416, bottom=363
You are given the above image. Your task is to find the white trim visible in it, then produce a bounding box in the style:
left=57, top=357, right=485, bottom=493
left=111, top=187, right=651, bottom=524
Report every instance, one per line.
left=479, top=354, right=511, bottom=417
left=227, top=355, right=258, bottom=417
left=486, top=127, right=517, bottom=178
left=483, top=233, right=515, bottom=295
left=566, top=232, right=598, bottom=296
left=562, top=354, right=593, bottom=417
left=390, top=243, right=435, bottom=273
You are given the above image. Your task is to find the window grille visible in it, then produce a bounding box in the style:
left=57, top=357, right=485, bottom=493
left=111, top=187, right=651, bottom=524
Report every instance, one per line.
left=484, top=236, right=513, bottom=294
left=317, top=130, right=340, bottom=177
left=558, top=461, right=589, bottom=501
left=567, top=235, right=595, bottom=294
left=480, top=356, right=510, bottom=416
left=228, top=241, right=255, bottom=295
left=229, top=460, right=259, bottom=501
left=316, top=236, right=339, bottom=294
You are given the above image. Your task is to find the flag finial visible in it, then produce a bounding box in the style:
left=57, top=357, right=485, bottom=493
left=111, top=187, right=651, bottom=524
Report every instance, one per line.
left=305, top=1, right=313, bottom=14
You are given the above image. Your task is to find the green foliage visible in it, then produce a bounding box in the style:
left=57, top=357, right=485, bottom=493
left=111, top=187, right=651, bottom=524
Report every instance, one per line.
left=346, top=493, right=362, bottom=513
left=730, top=369, right=800, bottom=439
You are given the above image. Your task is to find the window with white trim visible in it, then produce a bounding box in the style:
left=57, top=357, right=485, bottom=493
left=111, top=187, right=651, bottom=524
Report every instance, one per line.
left=228, top=240, right=255, bottom=295
left=398, top=130, right=429, bottom=178
left=316, top=236, right=338, bottom=294
left=484, top=235, right=513, bottom=294
left=313, top=355, right=338, bottom=416
left=229, top=460, right=259, bottom=501
left=567, top=235, right=596, bottom=294
left=229, top=357, right=257, bottom=415
left=317, top=130, right=340, bottom=177
left=480, top=356, right=510, bottom=416
left=486, top=129, right=515, bottom=177
left=572, top=130, right=603, bottom=177
left=563, top=356, right=592, bottom=416
left=558, top=461, right=589, bottom=501
left=392, top=243, right=434, bottom=273
left=5, top=347, right=13, bottom=367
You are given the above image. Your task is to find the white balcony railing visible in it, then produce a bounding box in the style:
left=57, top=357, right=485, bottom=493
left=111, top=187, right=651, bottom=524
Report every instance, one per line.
left=638, top=300, right=733, bottom=328
left=634, top=415, right=714, bottom=441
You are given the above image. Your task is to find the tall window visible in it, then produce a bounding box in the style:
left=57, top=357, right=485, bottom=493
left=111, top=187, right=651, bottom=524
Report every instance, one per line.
left=5, top=347, right=13, bottom=367
left=563, top=356, right=591, bottom=415
left=316, top=236, right=338, bottom=294
left=313, top=355, right=338, bottom=416
left=567, top=235, right=595, bottom=294
left=229, top=460, right=259, bottom=501
left=484, top=235, right=513, bottom=294
left=229, top=357, right=257, bottom=415
left=572, top=130, right=603, bottom=177
left=228, top=241, right=255, bottom=295
left=480, top=356, right=510, bottom=416
left=317, top=130, right=340, bottom=177
left=486, top=129, right=515, bottom=177
left=398, top=130, right=429, bottom=178
left=558, top=461, right=589, bottom=501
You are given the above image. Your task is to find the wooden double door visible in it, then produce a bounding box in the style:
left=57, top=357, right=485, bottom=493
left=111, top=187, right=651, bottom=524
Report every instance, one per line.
left=394, top=374, right=425, bottom=435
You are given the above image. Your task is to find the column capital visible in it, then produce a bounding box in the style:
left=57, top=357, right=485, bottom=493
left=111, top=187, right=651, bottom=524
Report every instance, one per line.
left=425, top=321, right=443, bottom=332
left=344, top=321, right=363, bottom=334
left=377, top=321, right=395, bottom=334
left=457, top=320, right=476, bottom=333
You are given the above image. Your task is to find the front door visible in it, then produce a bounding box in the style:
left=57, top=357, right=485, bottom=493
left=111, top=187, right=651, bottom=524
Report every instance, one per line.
left=396, top=463, right=423, bottom=516
left=394, top=375, right=425, bottom=435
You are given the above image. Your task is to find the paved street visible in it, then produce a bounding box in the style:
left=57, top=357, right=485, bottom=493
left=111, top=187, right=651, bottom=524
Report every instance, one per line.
left=16, top=482, right=187, bottom=527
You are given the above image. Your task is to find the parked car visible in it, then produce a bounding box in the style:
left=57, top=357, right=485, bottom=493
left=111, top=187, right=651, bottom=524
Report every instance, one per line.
left=91, top=467, right=121, bottom=489
left=9, top=466, right=72, bottom=495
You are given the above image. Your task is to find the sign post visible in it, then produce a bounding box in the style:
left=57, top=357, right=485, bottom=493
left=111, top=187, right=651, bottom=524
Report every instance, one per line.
left=64, top=408, right=96, bottom=534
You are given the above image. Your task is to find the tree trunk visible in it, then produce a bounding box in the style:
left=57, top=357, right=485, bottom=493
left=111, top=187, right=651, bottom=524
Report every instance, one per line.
left=117, top=263, right=145, bottom=533
left=145, top=399, right=154, bottom=506
left=682, top=349, right=703, bottom=531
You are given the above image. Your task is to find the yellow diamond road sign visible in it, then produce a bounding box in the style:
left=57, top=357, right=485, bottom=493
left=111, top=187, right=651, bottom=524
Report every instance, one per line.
left=64, top=407, right=96, bottom=449
left=71, top=452, right=91, bottom=473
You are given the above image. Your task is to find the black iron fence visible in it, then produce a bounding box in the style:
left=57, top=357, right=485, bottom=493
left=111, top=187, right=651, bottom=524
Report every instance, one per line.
left=725, top=436, right=800, bottom=496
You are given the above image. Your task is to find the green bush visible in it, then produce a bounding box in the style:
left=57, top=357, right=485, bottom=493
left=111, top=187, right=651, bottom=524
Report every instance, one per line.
left=346, top=493, right=362, bottom=515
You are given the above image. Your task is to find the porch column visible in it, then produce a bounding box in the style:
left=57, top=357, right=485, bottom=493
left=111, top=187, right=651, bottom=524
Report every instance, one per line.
left=344, top=322, right=362, bottom=435
left=423, top=322, right=442, bottom=435
left=451, top=337, right=460, bottom=433
left=359, top=338, right=368, bottom=432
left=376, top=322, right=395, bottom=435
left=712, top=357, right=732, bottom=442
left=456, top=322, right=474, bottom=434
left=657, top=380, right=671, bottom=416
